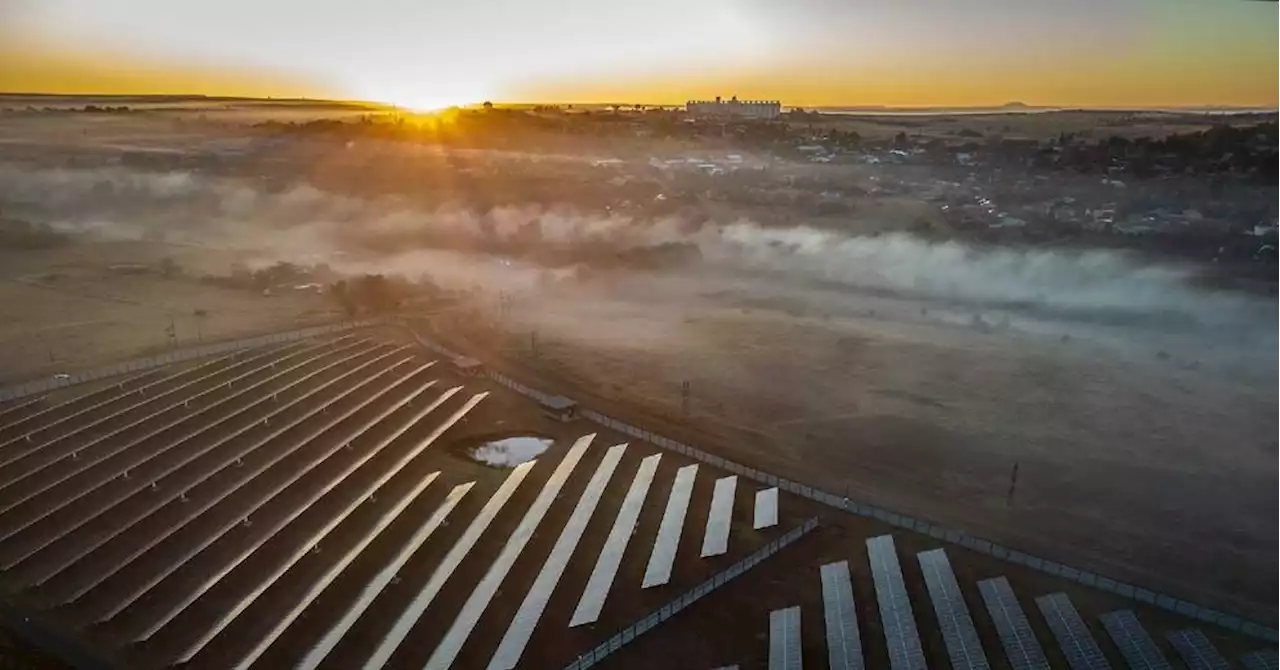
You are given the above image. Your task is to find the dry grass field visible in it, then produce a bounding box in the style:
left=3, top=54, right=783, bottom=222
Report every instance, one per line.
left=0, top=241, right=332, bottom=385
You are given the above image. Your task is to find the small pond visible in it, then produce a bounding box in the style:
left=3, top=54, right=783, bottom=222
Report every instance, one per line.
left=467, top=436, right=553, bottom=468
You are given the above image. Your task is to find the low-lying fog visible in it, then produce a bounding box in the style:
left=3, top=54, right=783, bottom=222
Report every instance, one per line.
left=3, top=164, right=1274, bottom=378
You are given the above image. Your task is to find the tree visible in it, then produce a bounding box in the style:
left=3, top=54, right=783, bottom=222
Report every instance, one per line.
left=158, top=257, right=180, bottom=278
left=352, top=274, right=400, bottom=313
left=329, top=280, right=358, bottom=317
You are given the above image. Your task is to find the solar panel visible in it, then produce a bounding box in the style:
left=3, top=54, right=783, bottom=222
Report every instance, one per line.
left=44, top=348, right=408, bottom=603
left=488, top=443, right=628, bottom=670
left=358, top=461, right=535, bottom=670
left=977, top=576, right=1050, bottom=670
left=422, top=433, right=596, bottom=670
left=700, top=475, right=737, bottom=557
left=139, top=380, right=469, bottom=647
left=230, top=480, right=471, bottom=670
left=569, top=453, right=661, bottom=627
left=753, top=487, right=779, bottom=530
left=0, top=340, right=384, bottom=576
left=1240, top=650, right=1280, bottom=670
left=641, top=464, right=698, bottom=588
left=1165, top=629, right=1229, bottom=670
left=0, top=342, right=286, bottom=459
left=0, top=341, right=316, bottom=487
left=820, top=560, right=864, bottom=670
left=1098, top=610, right=1170, bottom=670
left=866, top=535, right=926, bottom=670
left=1034, top=593, right=1110, bottom=670
left=86, top=365, right=436, bottom=625
left=0, top=339, right=375, bottom=555
left=769, top=606, right=803, bottom=670
left=918, top=549, right=989, bottom=670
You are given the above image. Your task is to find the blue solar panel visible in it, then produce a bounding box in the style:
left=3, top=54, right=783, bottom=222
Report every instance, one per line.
left=918, top=549, right=989, bottom=670
left=1166, top=629, right=1229, bottom=670
left=1034, top=593, right=1110, bottom=670
left=820, top=561, right=863, bottom=670
left=1240, top=650, right=1280, bottom=670
left=977, top=577, right=1049, bottom=670
left=1099, top=610, right=1170, bottom=670
left=866, top=535, right=925, bottom=670
left=769, top=606, right=803, bottom=670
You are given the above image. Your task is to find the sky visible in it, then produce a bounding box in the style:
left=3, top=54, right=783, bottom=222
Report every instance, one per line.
left=0, top=0, right=1276, bottom=109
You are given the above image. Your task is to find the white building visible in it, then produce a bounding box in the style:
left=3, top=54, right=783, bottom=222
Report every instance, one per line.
left=686, top=95, right=781, bottom=120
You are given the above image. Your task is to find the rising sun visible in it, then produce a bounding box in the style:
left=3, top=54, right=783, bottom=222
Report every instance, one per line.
left=375, top=86, right=492, bottom=113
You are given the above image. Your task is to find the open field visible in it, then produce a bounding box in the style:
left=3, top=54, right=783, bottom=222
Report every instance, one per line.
left=0, top=241, right=332, bottom=384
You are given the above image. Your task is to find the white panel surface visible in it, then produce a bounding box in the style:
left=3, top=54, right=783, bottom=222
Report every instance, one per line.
left=421, top=433, right=596, bottom=670
left=487, top=443, right=627, bottom=669
left=569, top=453, right=661, bottom=627
left=641, top=464, right=698, bottom=588
left=753, top=487, right=779, bottom=530
left=700, top=476, right=737, bottom=558
left=357, top=461, right=535, bottom=670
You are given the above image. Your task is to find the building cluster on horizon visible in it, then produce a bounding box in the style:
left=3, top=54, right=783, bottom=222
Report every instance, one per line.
left=685, top=95, right=781, bottom=120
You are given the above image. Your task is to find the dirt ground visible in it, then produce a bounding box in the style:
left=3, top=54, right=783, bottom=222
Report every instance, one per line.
left=416, top=278, right=1279, bottom=629
left=0, top=240, right=333, bottom=385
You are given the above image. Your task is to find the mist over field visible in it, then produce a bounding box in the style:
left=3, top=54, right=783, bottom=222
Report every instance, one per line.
left=3, top=164, right=1273, bottom=357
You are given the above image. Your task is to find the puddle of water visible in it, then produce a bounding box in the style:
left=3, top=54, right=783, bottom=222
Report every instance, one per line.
left=469, top=436, right=553, bottom=467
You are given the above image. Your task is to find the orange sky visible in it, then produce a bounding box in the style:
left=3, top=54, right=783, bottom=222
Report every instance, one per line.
left=1, top=0, right=1275, bottom=108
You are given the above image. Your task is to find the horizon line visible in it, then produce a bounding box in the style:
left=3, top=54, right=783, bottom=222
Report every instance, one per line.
left=0, top=91, right=1276, bottom=113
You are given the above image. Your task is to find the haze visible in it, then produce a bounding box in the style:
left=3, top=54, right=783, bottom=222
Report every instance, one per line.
left=1, top=0, right=1276, bottom=108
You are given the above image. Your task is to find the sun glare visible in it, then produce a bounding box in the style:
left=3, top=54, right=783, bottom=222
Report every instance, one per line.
left=376, top=87, right=491, bottom=113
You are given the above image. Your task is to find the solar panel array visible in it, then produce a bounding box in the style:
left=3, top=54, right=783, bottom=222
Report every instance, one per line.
left=1240, top=650, right=1280, bottom=670
left=489, top=443, right=628, bottom=670
left=12, top=342, right=397, bottom=598
left=423, top=433, right=597, bottom=669
left=1166, top=629, right=1230, bottom=670
left=978, top=576, right=1050, bottom=670
left=753, top=486, right=779, bottom=530
left=177, top=389, right=488, bottom=664
left=1099, top=610, right=1171, bottom=670
left=917, top=548, right=989, bottom=670
left=642, top=463, right=698, bottom=588
left=3, top=333, right=1272, bottom=670
left=769, top=606, right=803, bottom=670
left=82, top=360, right=432, bottom=624
left=231, top=480, right=472, bottom=670
left=1, top=340, right=387, bottom=577
left=700, top=475, right=737, bottom=557
left=819, top=560, right=863, bottom=670
left=570, top=453, right=661, bottom=627
left=129, top=372, right=452, bottom=642
left=362, top=461, right=536, bottom=670
left=866, top=535, right=926, bottom=670
left=1034, top=593, right=1110, bottom=670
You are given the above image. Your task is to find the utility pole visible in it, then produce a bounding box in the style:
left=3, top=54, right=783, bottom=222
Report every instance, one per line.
left=1006, top=461, right=1020, bottom=507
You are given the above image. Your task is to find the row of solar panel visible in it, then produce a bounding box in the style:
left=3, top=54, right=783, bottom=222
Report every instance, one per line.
left=756, top=535, right=1275, bottom=670
left=0, top=345, right=788, bottom=669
